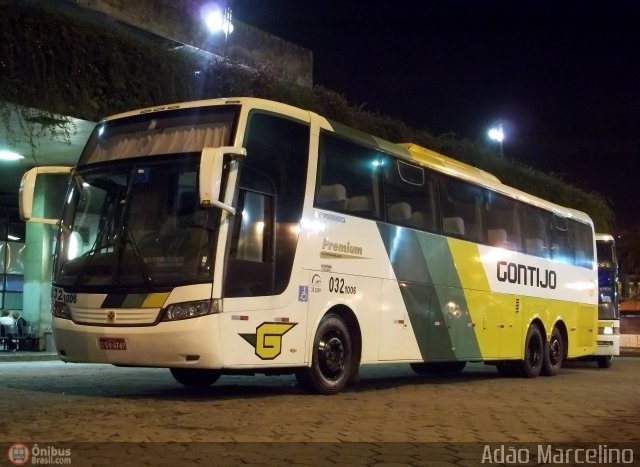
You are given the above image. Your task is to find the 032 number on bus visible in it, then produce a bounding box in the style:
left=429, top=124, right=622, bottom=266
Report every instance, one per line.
left=51, top=287, right=77, bottom=304
left=328, top=277, right=356, bottom=294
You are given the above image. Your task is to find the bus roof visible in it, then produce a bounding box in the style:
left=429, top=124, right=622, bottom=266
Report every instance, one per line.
left=399, top=143, right=501, bottom=184
left=396, top=143, right=592, bottom=226
left=101, top=97, right=593, bottom=227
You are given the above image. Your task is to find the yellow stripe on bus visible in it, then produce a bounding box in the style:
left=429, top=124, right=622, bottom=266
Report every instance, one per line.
left=141, top=292, right=170, bottom=308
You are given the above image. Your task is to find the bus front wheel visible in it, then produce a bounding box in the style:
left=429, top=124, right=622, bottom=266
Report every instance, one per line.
left=597, top=355, right=613, bottom=369
left=296, top=313, right=354, bottom=395
left=170, top=368, right=221, bottom=388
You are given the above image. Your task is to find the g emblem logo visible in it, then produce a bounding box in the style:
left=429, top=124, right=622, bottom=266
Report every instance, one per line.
left=107, top=310, right=116, bottom=322
left=240, top=322, right=297, bottom=360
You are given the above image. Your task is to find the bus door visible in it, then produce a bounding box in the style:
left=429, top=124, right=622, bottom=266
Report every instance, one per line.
left=216, top=111, right=311, bottom=367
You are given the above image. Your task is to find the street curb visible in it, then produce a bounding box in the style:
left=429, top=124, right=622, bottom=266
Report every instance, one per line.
left=620, top=347, right=640, bottom=357
left=0, top=352, right=59, bottom=363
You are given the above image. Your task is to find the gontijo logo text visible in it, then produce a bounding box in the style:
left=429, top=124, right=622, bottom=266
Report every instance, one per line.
left=497, top=261, right=557, bottom=289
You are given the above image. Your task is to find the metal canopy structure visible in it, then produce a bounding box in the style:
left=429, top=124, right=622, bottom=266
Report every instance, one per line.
left=0, top=104, right=95, bottom=212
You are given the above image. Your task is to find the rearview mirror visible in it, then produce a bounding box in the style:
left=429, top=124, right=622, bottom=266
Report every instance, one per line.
left=19, top=166, right=73, bottom=224
left=199, top=146, right=247, bottom=215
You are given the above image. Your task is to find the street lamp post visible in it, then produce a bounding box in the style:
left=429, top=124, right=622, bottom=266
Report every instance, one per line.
left=488, top=124, right=504, bottom=159
left=203, top=1, right=234, bottom=56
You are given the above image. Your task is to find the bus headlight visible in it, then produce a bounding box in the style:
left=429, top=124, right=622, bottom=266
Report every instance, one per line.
left=161, top=299, right=215, bottom=322
left=52, top=301, right=72, bottom=320
left=598, top=326, right=617, bottom=335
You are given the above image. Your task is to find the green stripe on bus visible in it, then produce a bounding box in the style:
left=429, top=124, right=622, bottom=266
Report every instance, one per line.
left=102, top=293, right=126, bottom=308
left=377, top=223, right=482, bottom=361
left=121, top=294, right=148, bottom=308
left=102, top=293, right=147, bottom=308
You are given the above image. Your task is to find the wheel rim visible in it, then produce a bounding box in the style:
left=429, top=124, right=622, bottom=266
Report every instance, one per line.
left=528, top=336, right=542, bottom=368
left=549, top=336, right=562, bottom=366
left=318, top=333, right=346, bottom=379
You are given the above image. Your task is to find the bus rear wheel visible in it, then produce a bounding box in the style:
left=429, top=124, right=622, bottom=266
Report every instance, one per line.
left=170, top=368, right=221, bottom=388
left=541, top=326, right=564, bottom=376
left=410, top=361, right=466, bottom=375
left=514, top=325, right=543, bottom=378
left=296, top=313, right=354, bottom=395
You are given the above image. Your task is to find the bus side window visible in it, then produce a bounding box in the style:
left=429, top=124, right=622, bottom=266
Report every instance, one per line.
left=225, top=188, right=275, bottom=297
left=315, top=132, right=383, bottom=220
left=484, top=190, right=522, bottom=251
left=549, top=214, right=572, bottom=264
left=383, top=159, right=438, bottom=232
left=569, top=219, right=594, bottom=268
left=316, top=184, right=347, bottom=211
left=522, top=205, right=552, bottom=259
left=230, top=190, right=273, bottom=263
left=438, top=175, right=483, bottom=242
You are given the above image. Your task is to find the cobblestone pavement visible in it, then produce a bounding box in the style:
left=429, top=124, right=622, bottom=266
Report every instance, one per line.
left=1, top=358, right=639, bottom=466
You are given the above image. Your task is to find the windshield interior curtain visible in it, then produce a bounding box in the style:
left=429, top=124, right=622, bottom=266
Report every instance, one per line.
left=88, top=124, right=231, bottom=163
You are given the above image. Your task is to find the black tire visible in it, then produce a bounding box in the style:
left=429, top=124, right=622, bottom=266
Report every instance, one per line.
left=170, top=368, right=221, bottom=388
left=541, top=326, right=564, bottom=376
left=514, top=325, right=544, bottom=378
left=410, top=361, right=466, bottom=375
left=597, top=355, right=613, bottom=369
left=297, top=313, right=354, bottom=395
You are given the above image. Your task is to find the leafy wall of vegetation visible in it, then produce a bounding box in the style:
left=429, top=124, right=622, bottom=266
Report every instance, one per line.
left=0, top=1, right=613, bottom=230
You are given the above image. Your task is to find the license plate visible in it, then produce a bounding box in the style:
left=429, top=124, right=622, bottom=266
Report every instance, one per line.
left=99, top=337, right=127, bottom=350
left=597, top=341, right=613, bottom=347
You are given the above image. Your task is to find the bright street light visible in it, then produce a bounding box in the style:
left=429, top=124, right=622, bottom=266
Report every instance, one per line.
left=488, top=123, right=504, bottom=158
left=0, top=150, right=24, bottom=161
left=204, top=5, right=234, bottom=35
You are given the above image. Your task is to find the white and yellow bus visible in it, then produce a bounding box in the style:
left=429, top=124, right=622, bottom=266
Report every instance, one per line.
left=20, top=98, right=597, bottom=394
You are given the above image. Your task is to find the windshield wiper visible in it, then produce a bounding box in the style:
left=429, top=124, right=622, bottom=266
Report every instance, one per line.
left=122, top=227, right=154, bottom=288
left=74, top=201, right=118, bottom=288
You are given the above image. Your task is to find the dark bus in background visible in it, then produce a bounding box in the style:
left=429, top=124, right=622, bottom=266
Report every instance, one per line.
left=593, top=233, right=620, bottom=368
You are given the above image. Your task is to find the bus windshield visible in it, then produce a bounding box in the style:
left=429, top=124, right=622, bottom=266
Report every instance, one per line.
left=596, top=239, right=619, bottom=320
left=54, top=106, right=239, bottom=291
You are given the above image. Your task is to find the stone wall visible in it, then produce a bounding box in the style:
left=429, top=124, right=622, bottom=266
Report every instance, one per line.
left=71, top=0, right=313, bottom=87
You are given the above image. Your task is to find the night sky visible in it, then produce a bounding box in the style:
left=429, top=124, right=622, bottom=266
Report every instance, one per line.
left=232, top=0, right=640, bottom=229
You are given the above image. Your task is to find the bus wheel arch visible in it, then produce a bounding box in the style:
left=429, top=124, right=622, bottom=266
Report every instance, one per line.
left=297, top=306, right=361, bottom=394
left=170, top=368, right=221, bottom=388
